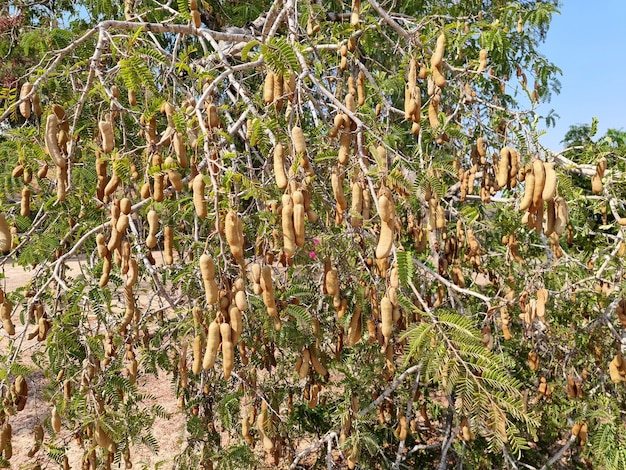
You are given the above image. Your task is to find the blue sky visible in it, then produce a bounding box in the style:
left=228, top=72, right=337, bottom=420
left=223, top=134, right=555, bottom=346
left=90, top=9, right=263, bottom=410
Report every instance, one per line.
left=537, top=1, right=626, bottom=150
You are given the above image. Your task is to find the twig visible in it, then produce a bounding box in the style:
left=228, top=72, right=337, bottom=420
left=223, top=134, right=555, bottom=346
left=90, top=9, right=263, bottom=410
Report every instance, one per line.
left=539, top=434, right=575, bottom=470
left=358, top=365, right=421, bottom=418
left=289, top=431, right=338, bottom=469
left=437, top=402, right=456, bottom=470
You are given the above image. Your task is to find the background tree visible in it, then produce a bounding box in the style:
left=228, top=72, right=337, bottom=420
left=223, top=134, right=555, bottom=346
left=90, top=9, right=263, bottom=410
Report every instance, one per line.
left=2, top=0, right=626, bottom=469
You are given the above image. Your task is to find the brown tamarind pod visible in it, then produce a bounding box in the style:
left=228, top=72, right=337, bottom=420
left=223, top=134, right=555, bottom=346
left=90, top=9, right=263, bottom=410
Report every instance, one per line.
left=220, top=322, right=234, bottom=380
left=192, top=174, right=207, bottom=219
left=45, top=114, right=66, bottom=169
left=264, top=71, right=275, bottom=105
left=281, top=194, right=296, bottom=257
left=532, top=159, right=545, bottom=208
left=164, top=225, right=174, bottom=264
left=203, top=319, right=221, bottom=370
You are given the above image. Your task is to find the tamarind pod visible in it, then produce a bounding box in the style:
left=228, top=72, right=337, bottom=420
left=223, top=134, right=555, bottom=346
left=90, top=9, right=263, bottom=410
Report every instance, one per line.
left=164, top=225, right=174, bottom=264
left=37, top=317, right=50, bottom=343
left=229, top=305, right=243, bottom=344
left=106, top=226, right=123, bottom=252
left=116, top=213, right=129, bottom=234
left=27, top=423, right=44, bottom=457
left=263, top=71, right=275, bottom=104
left=203, top=320, right=221, bottom=370
left=309, top=348, right=328, bottom=377
left=475, top=137, right=486, bottom=159
left=338, top=132, right=351, bottom=165
left=597, top=157, right=607, bottom=178
left=260, top=265, right=274, bottom=295
left=14, top=375, right=27, bottom=401
left=45, top=114, right=66, bottom=169
left=191, top=9, right=201, bottom=28
left=128, top=89, right=137, bottom=106
left=291, top=126, right=307, bottom=154
left=153, top=174, right=164, bottom=202
left=284, top=71, right=296, bottom=102
left=350, top=182, right=363, bottom=228
left=357, top=71, right=365, bottom=106
left=345, top=93, right=356, bottom=115
left=199, top=254, right=215, bottom=281
left=173, top=132, right=188, bottom=168
left=30, top=93, right=42, bottom=118
left=273, top=73, right=284, bottom=110
left=20, top=186, right=31, bottom=217
left=12, top=164, right=24, bottom=179
left=331, top=168, right=347, bottom=211
left=242, top=411, right=254, bottom=445
left=192, top=335, right=203, bottom=375
left=609, top=358, right=623, bottom=383
left=591, top=174, right=603, bottom=194
left=235, top=290, right=247, bottom=312
left=207, top=103, right=221, bottom=129
left=53, top=157, right=73, bottom=195
left=519, top=170, right=534, bottom=211
left=381, top=296, right=393, bottom=340
left=428, top=98, right=439, bottom=129
left=432, top=66, right=446, bottom=88
left=128, top=358, right=138, bottom=384
left=220, top=323, right=234, bottom=379
left=541, top=162, right=557, bottom=201
left=553, top=196, right=569, bottom=235
left=94, top=422, right=116, bottom=453
left=273, top=144, right=288, bottom=189
left=126, top=258, right=138, bottom=287
left=477, top=49, right=488, bottom=73
left=119, top=197, right=132, bottom=215
left=293, top=199, right=305, bottom=247
left=203, top=279, right=219, bottom=305
left=350, top=0, right=360, bottom=26
left=99, top=254, right=112, bottom=287
left=1, top=316, right=13, bottom=335
left=496, top=148, right=510, bottom=189
left=225, top=210, right=245, bottom=260
left=139, top=181, right=150, bottom=199
left=347, top=305, right=362, bottom=346
left=578, top=423, right=588, bottom=446
left=104, top=170, right=120, bottom=196
left=436, top=205, right=446, bottom=229
left=281, top=194, right=296, bottom=257
left=99, top=120, right=115, bottom=153
left=51, top=406, right=62, bottom=433
left=0, top=214, right=10, bottom=254
left=0, top=299, right=11, bottom=321
left=404, top=84, right=413, bottom=120
left=296, top=348, right=311, bottom=379
left=37, top=162, right=48, bottom=180
left=376, top=220, right=394, bottom=259
left=167, top=168, right=184, bottom=192
left=531, top=159, right=545, bottom=208
left=146, top=209, right=159, bottom=249
left=325, top=267, right=339, bottom=296
left=408, top=58, right=418, bottom=89
left=19, top=82, right=33, bottom=119
left=431, top=32, right=446, bottom=68
left=191, top=174, right=207, bottom=219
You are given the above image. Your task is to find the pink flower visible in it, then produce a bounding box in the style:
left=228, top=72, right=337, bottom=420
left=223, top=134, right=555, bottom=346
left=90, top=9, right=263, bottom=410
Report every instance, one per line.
left=312, top=238, right=320, bottom=246
left=308, top=251, right=317, bottom=259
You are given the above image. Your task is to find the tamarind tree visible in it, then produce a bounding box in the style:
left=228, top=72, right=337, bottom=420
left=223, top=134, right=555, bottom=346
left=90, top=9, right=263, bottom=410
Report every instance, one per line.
left=1, top=0, right=626, bottom=468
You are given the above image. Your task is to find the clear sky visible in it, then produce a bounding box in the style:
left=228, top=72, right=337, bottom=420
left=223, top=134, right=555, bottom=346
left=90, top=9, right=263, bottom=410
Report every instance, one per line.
left=537, top=1, right=626, bottom=151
